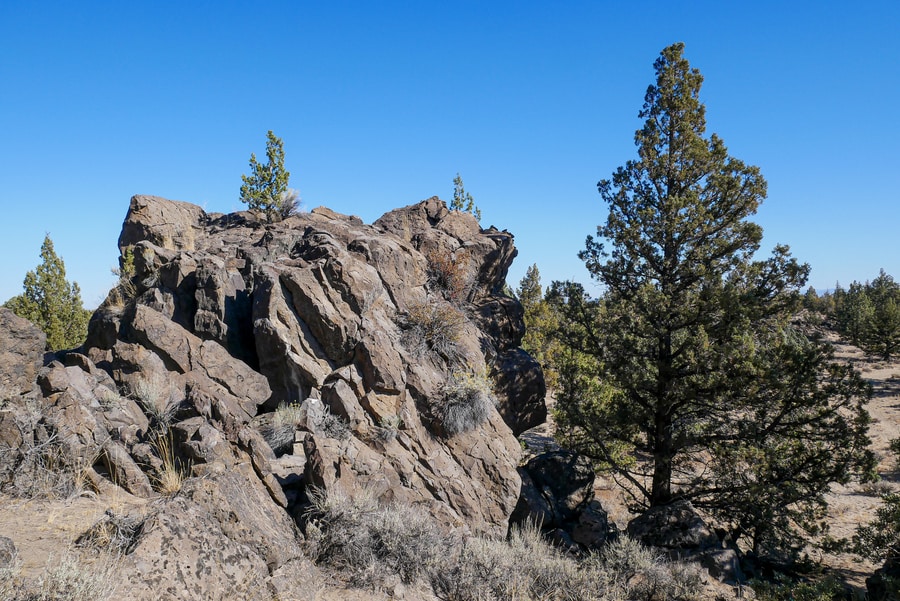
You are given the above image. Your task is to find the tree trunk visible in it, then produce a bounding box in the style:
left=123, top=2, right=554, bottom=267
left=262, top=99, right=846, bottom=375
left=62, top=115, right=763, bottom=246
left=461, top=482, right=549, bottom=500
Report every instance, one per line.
left=650, top=412, right=674, bottom=505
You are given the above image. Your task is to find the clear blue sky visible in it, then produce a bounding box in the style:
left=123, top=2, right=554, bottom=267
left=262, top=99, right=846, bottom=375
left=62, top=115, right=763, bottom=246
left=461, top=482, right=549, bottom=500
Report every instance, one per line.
left=2, top=1, right=897, bottom=308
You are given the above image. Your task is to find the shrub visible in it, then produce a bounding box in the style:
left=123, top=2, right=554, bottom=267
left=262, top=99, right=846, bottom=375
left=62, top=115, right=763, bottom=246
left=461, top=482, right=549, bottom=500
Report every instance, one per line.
left=432, top=521, right=601, bottom=601
left=751, top=574, right=846, bottom=601
left=304, top=488, right=703, bottom=601
left=425, top=248, right=472, bottom=304
left=399, top=300, right=466, bottom=364
left=130, top=373, right=178, bottom=430
left=107, top=247, right=137, bottom=307
left=304, top=488, right=445, bottom=588
left=439, top=370, right=496, bottom=436
left=376, top=414, right=403, bottom=442
left=278, top=188, right=301, bottom=220
left=319, top=409, right=351, bottom=441
left=434, top=525, right=703, bottom=601
left=76, top=511, right=143, bottom=555
left=1, top=550, right=119, bottom=601
left=1, top=434, right=93, bottom=500
left=595, top=536, right=703, bottom=601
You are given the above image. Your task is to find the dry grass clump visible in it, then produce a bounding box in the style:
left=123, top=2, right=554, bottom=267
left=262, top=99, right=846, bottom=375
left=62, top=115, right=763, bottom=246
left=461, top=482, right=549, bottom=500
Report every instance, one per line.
left=399, top=300, right=466, bottom=364
left=0, top=550, right=119, bottom=601
left=149, top=430, right=188, bottom=496
left=304, top=488, right=703, bottom=601
left=261, top=402, right=304, bottom=454
left=304, top=488, right=445, bottom=588
left=76, top=511, right=143, bottom=555
left=439, top=370, right=497, bottom=436
left=130, top=373, right=178, bottom=430
left=278, top=188, right=301, bottom=220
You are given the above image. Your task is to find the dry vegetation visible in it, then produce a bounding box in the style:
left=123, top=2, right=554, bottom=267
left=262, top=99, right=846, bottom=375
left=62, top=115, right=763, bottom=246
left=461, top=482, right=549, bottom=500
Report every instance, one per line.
left=0, top=550, right=120, bottom=601
left=399, top=300, right=467, bottom=364
left=439, top=369, right=497, bottom=436
left=304, top=487, right=704, bottom=601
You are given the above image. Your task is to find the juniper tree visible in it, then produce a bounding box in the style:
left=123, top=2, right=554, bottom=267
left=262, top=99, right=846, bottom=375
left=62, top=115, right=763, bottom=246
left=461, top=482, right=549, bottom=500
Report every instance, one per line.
left=554, top=43, right=874, bottom=560
left=865, top=270, right=900, bottom=360
left=517, top=264, right=562, bottom=388
left=4, top=234, right=91, bottom=350
left=240, top=130, right=293, bottom=222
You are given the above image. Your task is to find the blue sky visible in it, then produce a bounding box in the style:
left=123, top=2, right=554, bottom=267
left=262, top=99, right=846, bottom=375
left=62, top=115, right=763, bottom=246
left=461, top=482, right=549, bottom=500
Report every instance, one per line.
left=1, top=1, right=898, bottom=308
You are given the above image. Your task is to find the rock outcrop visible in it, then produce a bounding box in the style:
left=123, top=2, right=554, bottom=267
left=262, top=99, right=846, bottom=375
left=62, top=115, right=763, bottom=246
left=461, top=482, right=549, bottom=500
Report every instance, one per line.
left=1, top=194, right=547, bottom=598
left=626, top=500, right=745, bottom=584
left=511, top=450, right=615, bottom=550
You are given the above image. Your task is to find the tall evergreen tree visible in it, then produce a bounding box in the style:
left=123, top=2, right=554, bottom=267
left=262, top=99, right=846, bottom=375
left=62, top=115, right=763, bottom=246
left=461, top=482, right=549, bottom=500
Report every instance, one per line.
left=865, top=270, right=900, bottom=360
left=240, top=130, right=292, bottom=222
left=837, top=282, right=874, bottom=346
left=556, top=43, right=873, bottom=559
left=517, top=264, right=561, bottom=388
left=4, top=235, right=91, bottom=350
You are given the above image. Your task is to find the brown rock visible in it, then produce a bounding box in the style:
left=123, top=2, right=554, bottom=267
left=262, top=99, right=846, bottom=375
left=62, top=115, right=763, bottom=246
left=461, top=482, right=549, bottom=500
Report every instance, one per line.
left=0, top=307, right=46, bottom=395
left=118, top=194, right=207, bottom=252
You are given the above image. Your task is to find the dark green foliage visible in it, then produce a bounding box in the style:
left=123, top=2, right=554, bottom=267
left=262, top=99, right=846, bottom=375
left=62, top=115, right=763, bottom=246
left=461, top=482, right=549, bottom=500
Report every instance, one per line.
left=553, top=43, right=874, bottom=561
left=854, top=491, right=900, bottom=563
left=517, top=265, right=562, bottom=389
left=831, top=270, right=900, bottom=359
left=751, top=574, right=846, bottom=601
left=451, top=173, right=481, bottom=221
left=4, top=234, right=91, bottom=350
left=239, top=130, right=294, bottom=222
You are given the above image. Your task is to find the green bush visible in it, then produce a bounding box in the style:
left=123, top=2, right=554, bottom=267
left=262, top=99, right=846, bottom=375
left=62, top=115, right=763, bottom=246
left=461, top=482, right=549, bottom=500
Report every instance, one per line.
left=751, top=574, right=845, bottom=601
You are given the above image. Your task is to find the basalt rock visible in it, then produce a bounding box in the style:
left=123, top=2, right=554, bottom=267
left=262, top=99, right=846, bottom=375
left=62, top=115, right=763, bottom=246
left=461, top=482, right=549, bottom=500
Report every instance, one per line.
left=1, top=193, right=546, bottom=597
left=88, top=195, right=542, bottom=528
left=627, top=500, right=745, bottom=584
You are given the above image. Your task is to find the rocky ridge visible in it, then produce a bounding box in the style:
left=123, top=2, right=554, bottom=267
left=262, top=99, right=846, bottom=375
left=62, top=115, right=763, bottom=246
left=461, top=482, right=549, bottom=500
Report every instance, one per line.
left=0, top=194, right=546, bottom=599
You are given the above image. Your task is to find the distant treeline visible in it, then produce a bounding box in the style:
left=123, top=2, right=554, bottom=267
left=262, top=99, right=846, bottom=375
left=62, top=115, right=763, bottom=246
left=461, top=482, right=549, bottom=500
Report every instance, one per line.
left=804, top=269, right=900, bottom=360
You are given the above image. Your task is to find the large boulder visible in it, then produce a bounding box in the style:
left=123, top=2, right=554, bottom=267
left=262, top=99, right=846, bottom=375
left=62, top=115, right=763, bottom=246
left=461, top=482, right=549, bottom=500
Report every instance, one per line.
left=510, top=450, right=614, bottom=550
left=118, top=194, right=208, bottom=252
left=117, top=462, right=321, bottom=601
left=627, top=500, right=744, bottom=584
